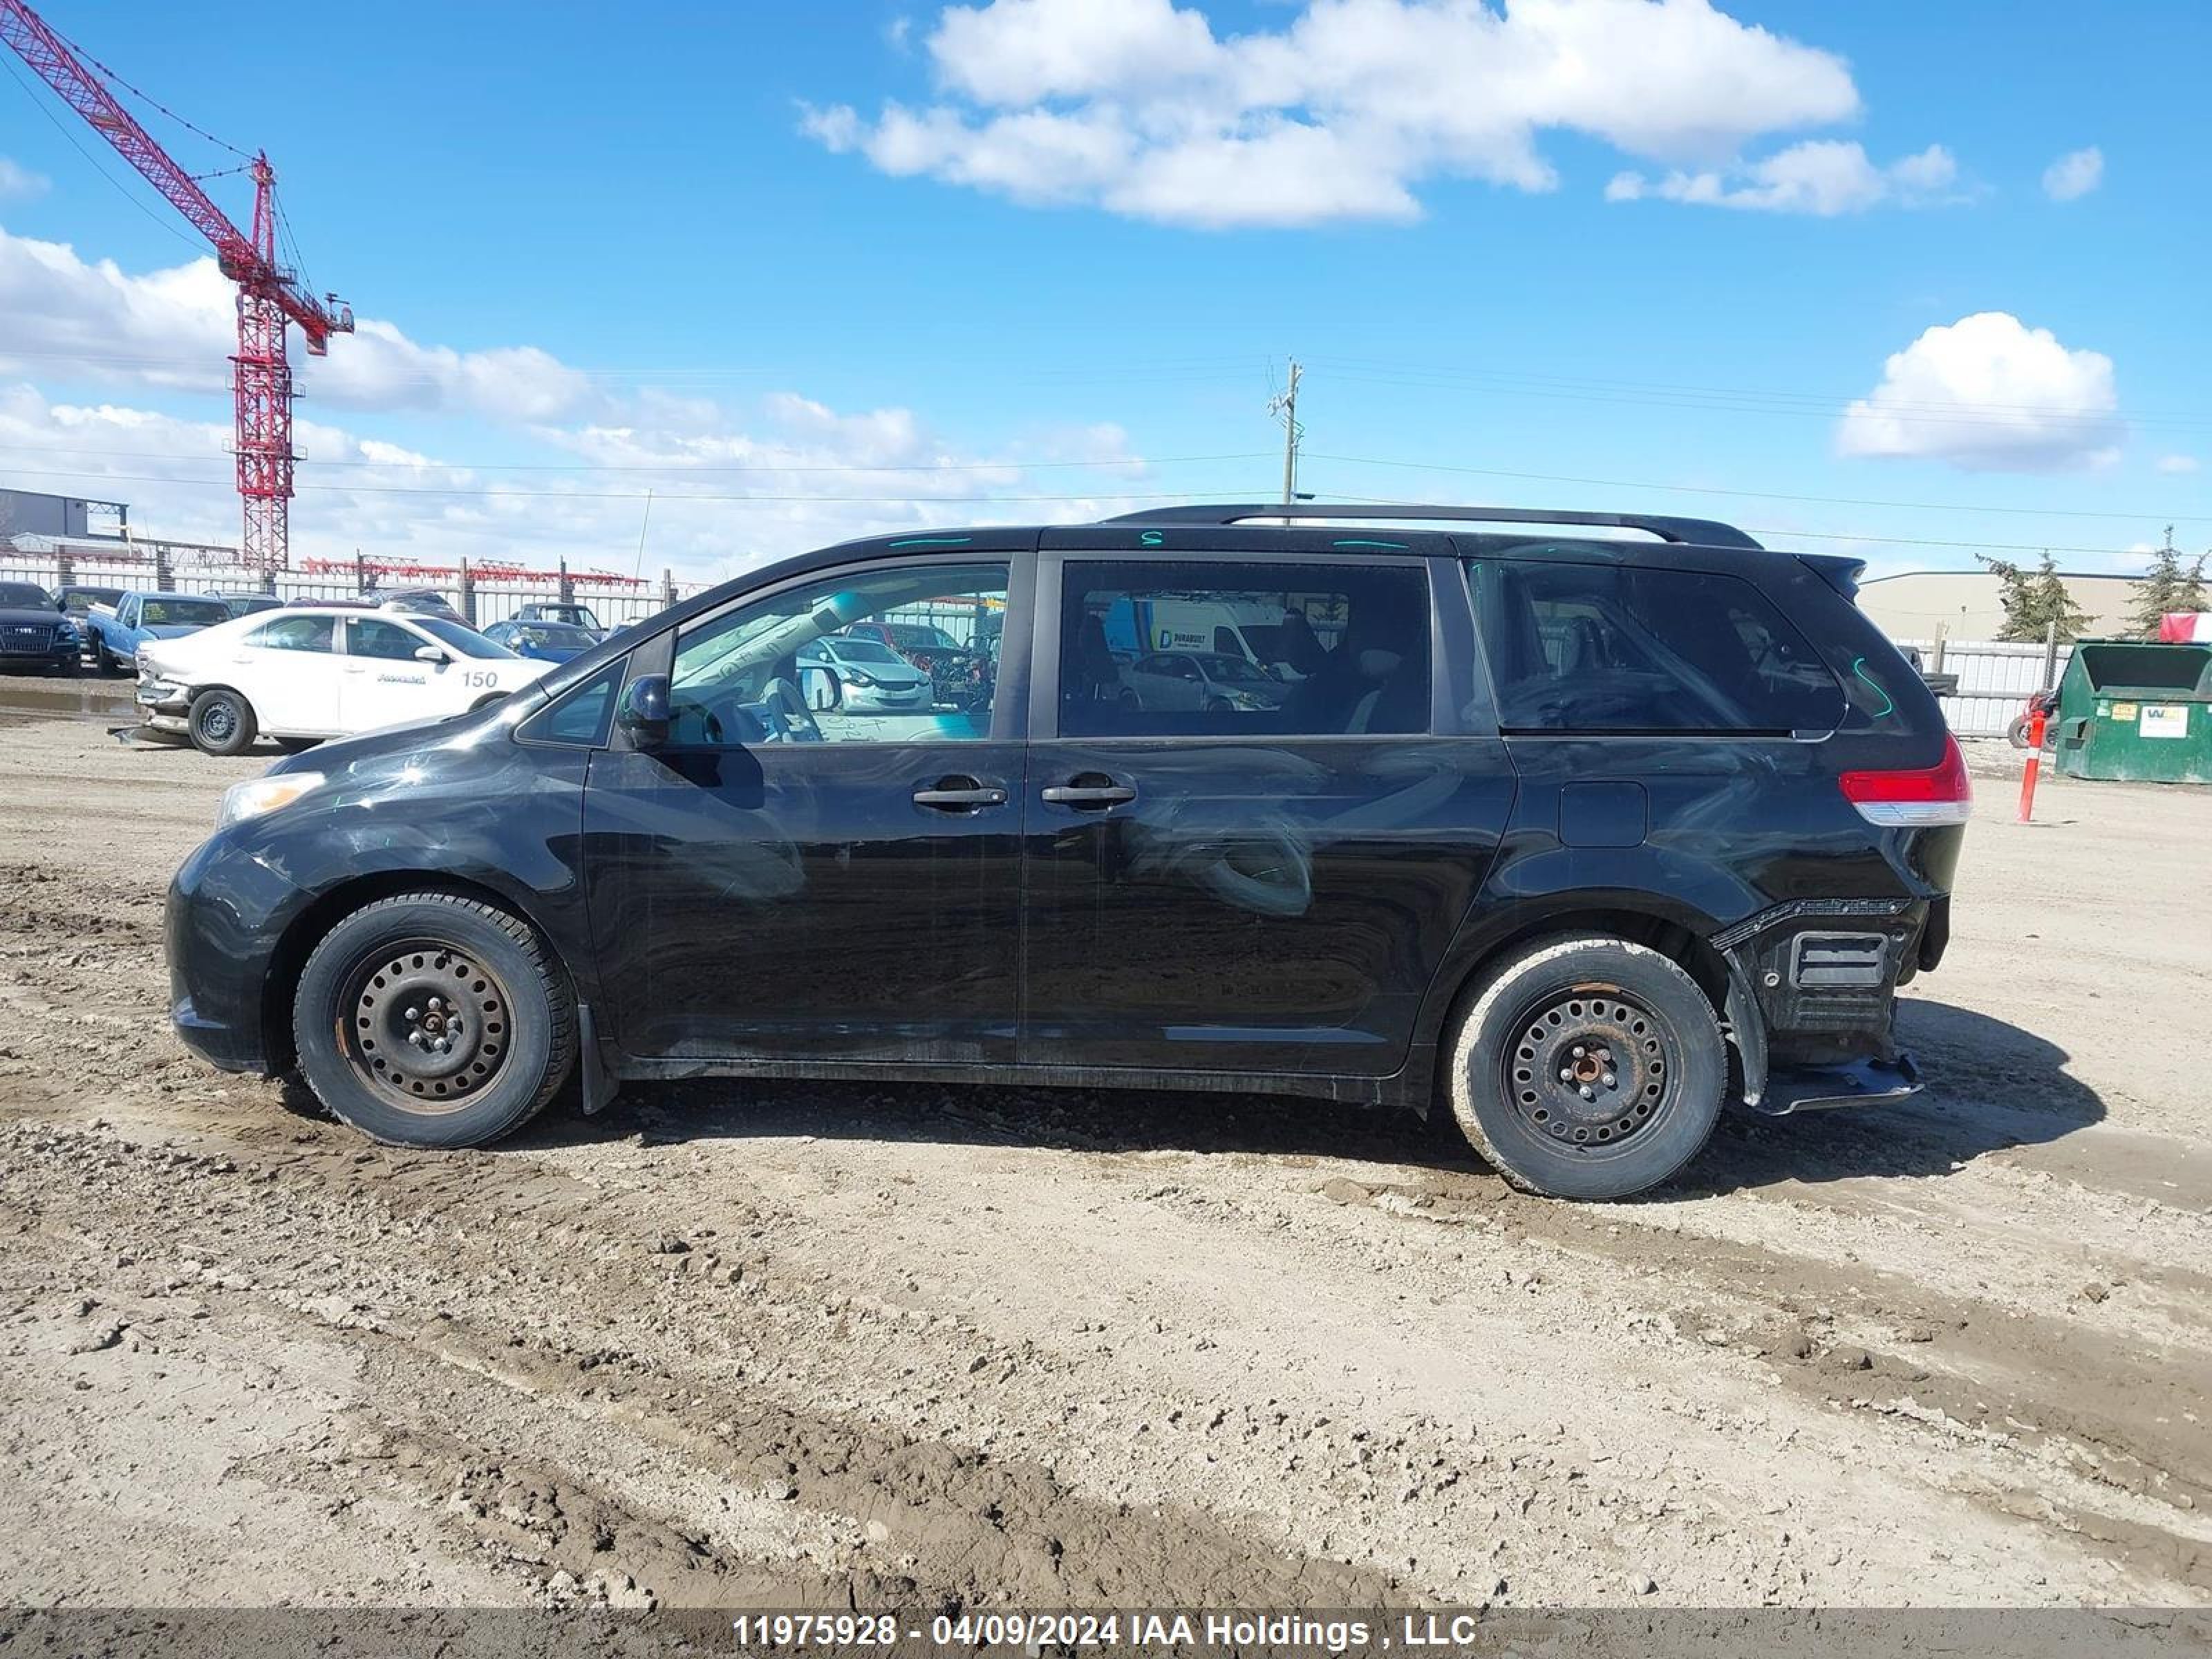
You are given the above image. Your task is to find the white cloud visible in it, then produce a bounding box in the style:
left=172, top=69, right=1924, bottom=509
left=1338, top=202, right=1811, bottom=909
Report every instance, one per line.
left=0, top=158, right=50, bottom=201
left=0, top=225, right=594, bottom=422
left=1836, top=312, right=2121, bottom=473
left=0, top=226, right=1164, bottom=578
left=2041, top=145, right=2102, bottom=202
left=1606, top=140, right=1956, bottom=214
left=805, top=0, right=1866, bottom=227
left=2156, top=454, right=2199, bottom=476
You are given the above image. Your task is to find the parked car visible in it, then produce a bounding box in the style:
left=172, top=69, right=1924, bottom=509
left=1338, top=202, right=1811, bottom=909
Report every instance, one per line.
left=0, top=579, right=79, bottom=675
left=512, top=601, right=606, bottom=637
left=376, top=589, right=467, bottom=624
left=81, top=589, right=232, bottom=675
left=794, top=635, right=933, bottom=712
left=482, top=618, right=600, bottom=662
left=1118, top=648, right=1287, bottom=715
left=842, top=617, right=991, bottom=707
left=210, top=590, right=284, bottom=620
left=165, top=503, right=1967, bottom=1200
left=135, top=605, right=556, bottom=756
left=55, top=583, right=124, bottom=630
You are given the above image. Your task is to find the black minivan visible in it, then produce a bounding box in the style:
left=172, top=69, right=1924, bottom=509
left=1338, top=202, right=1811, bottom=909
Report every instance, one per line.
left=167, top=505, right=1969, bottom=1199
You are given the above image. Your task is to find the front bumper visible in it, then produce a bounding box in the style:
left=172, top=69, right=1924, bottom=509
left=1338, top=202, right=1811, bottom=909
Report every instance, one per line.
left=138, top=675, right=191, bottom=733
left=166, top=834, right=308, bottom=1077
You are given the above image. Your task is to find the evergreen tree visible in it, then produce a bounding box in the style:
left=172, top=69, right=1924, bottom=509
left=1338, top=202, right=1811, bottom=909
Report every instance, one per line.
left=2127, top=525, right=2211, bottom=637
left=1978, top=550, right=2094, bottom=642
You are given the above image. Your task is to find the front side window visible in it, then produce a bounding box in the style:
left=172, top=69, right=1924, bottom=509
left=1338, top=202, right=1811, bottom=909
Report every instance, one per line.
left=668, top=563, right=1008, bottom=747
left=1060, top=559, right=1431, bottom=738
left=1477, top=561, right=1845, bottom=734
left=346, top=618, right=426, bottom=661
left=247, top=615, right=336, bottom=653
left=139, top=597, right=231, bottom=628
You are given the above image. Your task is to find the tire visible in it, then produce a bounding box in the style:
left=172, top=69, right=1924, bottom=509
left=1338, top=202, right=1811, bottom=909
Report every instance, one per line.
left=187, top=688, right=257, bottom=756
left=292, top=893, right=576, bottom=1148
left=1443, top=934, right=1726, bottom=1200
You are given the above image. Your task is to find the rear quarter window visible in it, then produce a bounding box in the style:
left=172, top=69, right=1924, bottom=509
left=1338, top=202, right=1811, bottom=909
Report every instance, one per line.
left=1476, top=561, right=1845, bottom=735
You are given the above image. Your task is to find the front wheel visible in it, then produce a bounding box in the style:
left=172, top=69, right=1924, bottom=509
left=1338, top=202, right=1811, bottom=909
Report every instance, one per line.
left=292, top=893, right=576, bottom=1147
left=1443, top=935, right=1725, bottom=1199
left=187, top=688, right=257, bottom=756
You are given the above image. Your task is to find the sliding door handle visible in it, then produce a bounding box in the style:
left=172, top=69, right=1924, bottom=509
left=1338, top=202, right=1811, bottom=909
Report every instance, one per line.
left=1041, top=782, right=1138, bottom=808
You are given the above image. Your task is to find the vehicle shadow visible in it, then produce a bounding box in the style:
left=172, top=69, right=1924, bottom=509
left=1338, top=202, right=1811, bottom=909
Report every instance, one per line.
left=512, top=997, right=2103, bottom=1200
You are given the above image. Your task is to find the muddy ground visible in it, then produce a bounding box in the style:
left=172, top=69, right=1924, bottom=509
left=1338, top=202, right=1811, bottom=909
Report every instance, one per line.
left=1, top=702, right=2206, bottom=1611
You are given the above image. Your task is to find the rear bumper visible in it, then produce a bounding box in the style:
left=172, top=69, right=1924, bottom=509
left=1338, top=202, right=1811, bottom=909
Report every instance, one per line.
left=1716, top=895, right=1942, bottom=1113
left=1745, top=1051, right=1921, bottom=1116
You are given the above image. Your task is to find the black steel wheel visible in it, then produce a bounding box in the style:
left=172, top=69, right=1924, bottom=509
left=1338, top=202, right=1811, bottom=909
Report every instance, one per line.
left=294, top=893, right=575, bottom=1147
left=1445, top=934, right=1725, bottom=1199
left=187, top=688, right=256, bottom=756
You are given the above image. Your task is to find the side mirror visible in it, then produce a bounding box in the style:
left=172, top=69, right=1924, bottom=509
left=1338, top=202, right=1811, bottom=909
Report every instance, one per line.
left=618, top=673, right=672, bottom=747
left=413, top=644, right=449, bottom=664
left=798, top=663, right=843, bottom=711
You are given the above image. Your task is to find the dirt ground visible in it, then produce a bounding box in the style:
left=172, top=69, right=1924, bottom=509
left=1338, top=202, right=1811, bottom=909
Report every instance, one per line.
left=1, top=702, right=2206, bottom=1611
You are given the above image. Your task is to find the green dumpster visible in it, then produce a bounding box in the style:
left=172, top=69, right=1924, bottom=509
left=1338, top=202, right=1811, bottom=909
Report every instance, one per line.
left=2052, top=639, right=2212, bottom=784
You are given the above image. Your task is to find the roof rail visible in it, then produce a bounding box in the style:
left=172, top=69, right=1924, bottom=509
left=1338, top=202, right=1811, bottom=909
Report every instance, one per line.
left=1098, top=502, right=1763, bottom=550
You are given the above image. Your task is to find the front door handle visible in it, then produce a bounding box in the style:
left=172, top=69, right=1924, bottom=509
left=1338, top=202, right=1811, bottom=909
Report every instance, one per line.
left=912, top=776, right=1008, bottom=812
left=1041, top=777, right=1138, bottom=808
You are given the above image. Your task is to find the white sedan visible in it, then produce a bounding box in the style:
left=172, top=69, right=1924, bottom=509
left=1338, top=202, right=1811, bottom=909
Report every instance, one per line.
left=135, top=606, right=556, bottom=755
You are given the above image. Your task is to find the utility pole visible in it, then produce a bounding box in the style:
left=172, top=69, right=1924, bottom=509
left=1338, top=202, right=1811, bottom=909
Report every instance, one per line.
left=1270, top=359, right=1303, bottom=506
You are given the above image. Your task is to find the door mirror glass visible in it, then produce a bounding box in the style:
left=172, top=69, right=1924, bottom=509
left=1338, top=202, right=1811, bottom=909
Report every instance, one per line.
left=618, top=673, right=672, bottom=746
left=413, top=644, right=449, bottom=664
left=798, top=662, right=843, bottom=711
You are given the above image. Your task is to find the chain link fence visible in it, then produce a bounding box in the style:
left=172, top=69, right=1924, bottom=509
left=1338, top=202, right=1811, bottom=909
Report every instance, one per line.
left=0, top=544, right=706, bottom=631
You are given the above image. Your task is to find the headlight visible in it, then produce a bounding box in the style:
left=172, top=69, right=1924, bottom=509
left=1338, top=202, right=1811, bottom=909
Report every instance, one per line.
left=216, top=771, right=327, bottom=830
left=845, top=671, right=877, bottom=687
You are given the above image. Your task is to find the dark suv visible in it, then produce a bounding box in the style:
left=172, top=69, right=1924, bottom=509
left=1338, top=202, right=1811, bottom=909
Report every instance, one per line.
left=167, top=505, right=1967, bottom=1199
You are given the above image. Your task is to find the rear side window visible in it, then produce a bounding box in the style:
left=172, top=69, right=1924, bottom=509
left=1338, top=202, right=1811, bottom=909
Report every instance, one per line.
left=1477, top=561, right=1844, bottom=734
left=247, top=615, right=335, bottom=653
left=1060, top=559, right=1430, bottom=738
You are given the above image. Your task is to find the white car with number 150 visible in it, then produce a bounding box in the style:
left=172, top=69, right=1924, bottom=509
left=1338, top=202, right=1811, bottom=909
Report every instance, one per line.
left=135, top=606, right=559, bottom=756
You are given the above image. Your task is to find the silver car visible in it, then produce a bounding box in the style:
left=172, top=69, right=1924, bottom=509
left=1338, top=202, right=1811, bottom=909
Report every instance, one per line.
left=797, top=635, right=933, bottom=712
left=1121, top=650, right=1285, bottom=715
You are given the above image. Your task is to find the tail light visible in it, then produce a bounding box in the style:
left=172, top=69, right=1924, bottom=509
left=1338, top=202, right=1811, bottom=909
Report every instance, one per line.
left=1839, top=733, right=1973, bottom=827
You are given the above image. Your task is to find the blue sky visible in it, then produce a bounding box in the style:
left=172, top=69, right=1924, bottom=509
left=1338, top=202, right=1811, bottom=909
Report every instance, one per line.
left=1, top=0, right=2206, bottom=581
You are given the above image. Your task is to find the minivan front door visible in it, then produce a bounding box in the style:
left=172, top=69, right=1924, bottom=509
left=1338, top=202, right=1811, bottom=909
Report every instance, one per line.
left=583, top=557, right=1027, bottom=1065
left=1020, top=543, right=1517, bottom=1078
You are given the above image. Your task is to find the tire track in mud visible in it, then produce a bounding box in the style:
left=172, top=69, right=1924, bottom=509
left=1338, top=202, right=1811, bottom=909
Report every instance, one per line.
left=0, top=1118, right=1392, bottom=1611
left=1182, top=1159, right=2212, bottom=1593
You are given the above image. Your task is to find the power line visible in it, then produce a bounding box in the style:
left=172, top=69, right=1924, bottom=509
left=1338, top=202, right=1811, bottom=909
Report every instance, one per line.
left=1303, top=354, right=2210, bottom=430
left=1305, top=452, right=2212, bottom=525
left=0, top=460, right=2177, bottom=559
left=0, top=439, right=1272, bottom=475
left=0, top=52, right=201, bottom=252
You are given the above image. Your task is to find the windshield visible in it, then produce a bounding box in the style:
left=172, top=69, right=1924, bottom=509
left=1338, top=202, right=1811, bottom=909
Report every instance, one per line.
left=62, top=587, right=123, bottom=609
left=140, top=598, right=231, bottom=627
left=1196, top=652, right=1271, bottom=684
left=412, top=617, right=517, bottom=659
left=832, top=637, right=903, bottom=664
left=887, top=623, right=958, bottom=649
left=0, top=581, right=53, bottom=608
left=513, top=624, right=595, bottom=648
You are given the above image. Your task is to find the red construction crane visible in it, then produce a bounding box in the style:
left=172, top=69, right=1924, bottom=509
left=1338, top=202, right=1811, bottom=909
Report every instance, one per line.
left=1, top=1, right=351, bottom=570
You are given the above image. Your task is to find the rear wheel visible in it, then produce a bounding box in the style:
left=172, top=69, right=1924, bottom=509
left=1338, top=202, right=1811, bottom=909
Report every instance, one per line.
left=293, top=893, right=575, bottom=1147
left=1444, top=934, right=1725, bottom=1199
left=187, top=688, right=256, bottom=756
